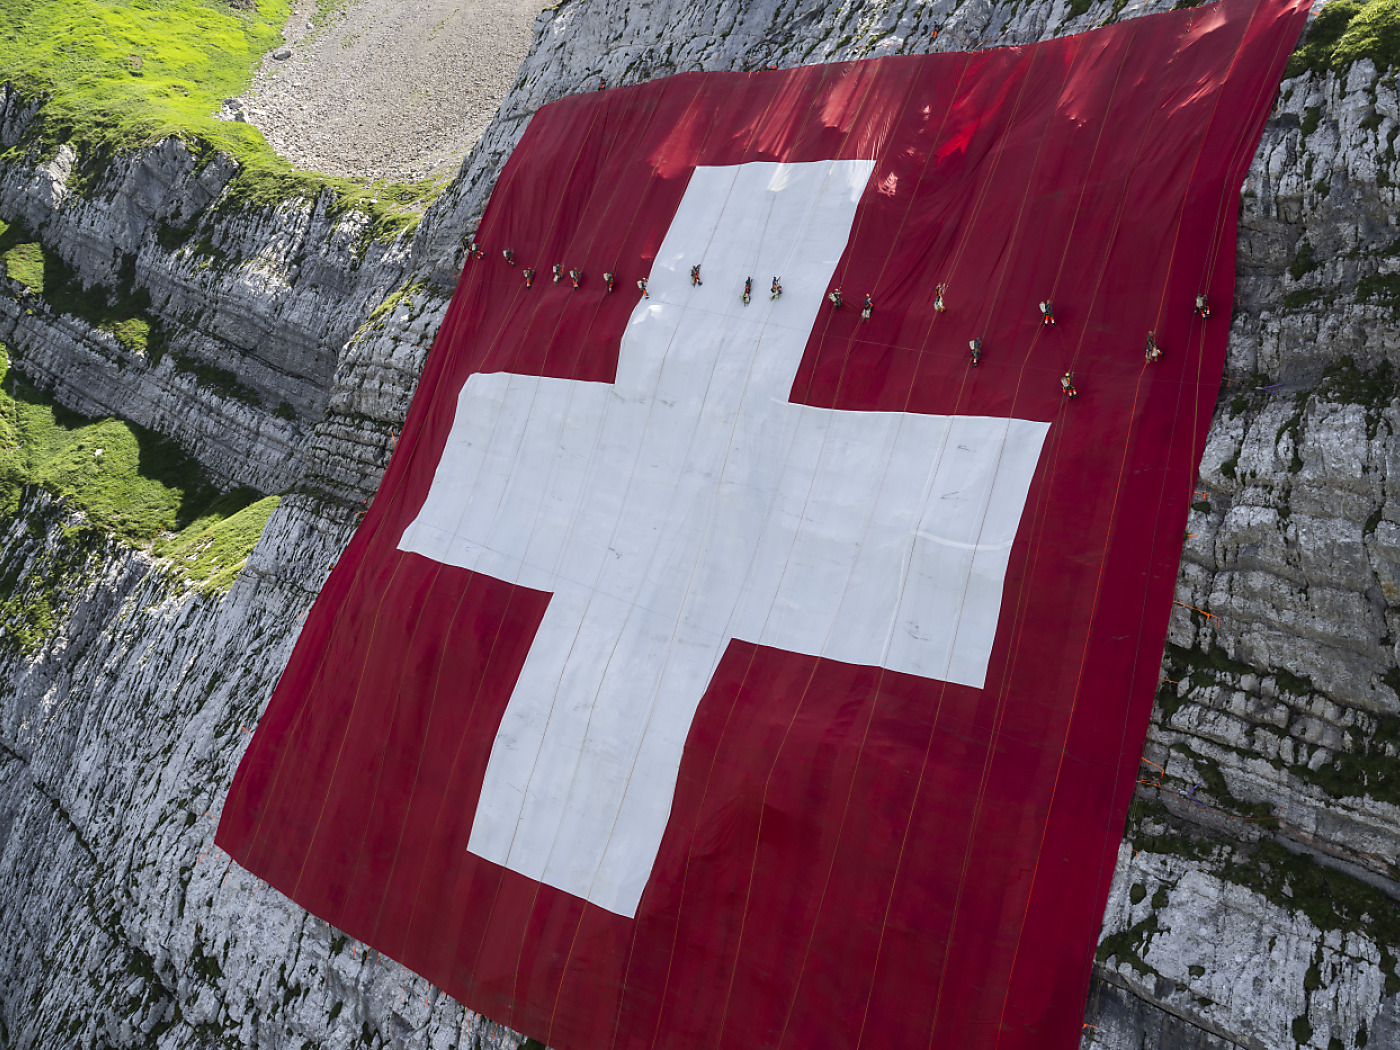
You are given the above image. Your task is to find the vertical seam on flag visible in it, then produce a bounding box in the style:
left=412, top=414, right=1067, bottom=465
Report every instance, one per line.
left=716, top=39, right=1064, bottom=1050
left=696, top=66, right=905, bottom=1050
left=531, top=66, right=852, bottom=1050
left=289, top=557, right=410, bottom=904
left=399, top=587, right=525, bottom=976
left=987, top=7, right=1272, bottom=1045
left=765, top=52, right=978, bottom=1050
left=946, top=21, right=1178, bottom=1044
left=590, top=64, right=853, bottom=1050
left=758, top=36, right=1073, bottom=1050
left=1080, top=2, right=1302, bottom=1012
left=446, top=83, right=686, bottom=1018
left=586, top=61, right=888, bottom=1049
left=338, top=561, right=445, bottom=919
left=866, top=35, right=1097, bottom=1050
left=447, top=73, right=729, bottom=1022
left=566, top=151, right=871, bottom=905
left=486, top=79, right=683, bottom=1018
left=367, top=571, right=472, bottom=947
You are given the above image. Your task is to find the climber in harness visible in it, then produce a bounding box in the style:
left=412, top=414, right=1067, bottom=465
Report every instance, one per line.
left=524, top=267, right=536, bottom=288
left=569, top=268, right=583, bottom=289
left=467, top=241, right=484, bottom=260
left=1195, top=293, right=1211, bottom=318
left=771, top=276, right=783, bottom=300
left=934, top=283, right=947, bottom=313
left=637, top=277, right=649, bottom=298
left=553, top=264, right=563, bottom=283
left=1061, top=370, right=1078, bottom=398
left=1039, top=300, right=1056, bottom=326
left=862, top=293, right=874, bottom=320
left=1145, top=331, right=1162, bottom=363
left=969, top=337, right=982, bottom=366
left=502, top=249, right=515, bottom=266
left=743, top=277, right=753, bottom=305
left=691, top=264, right=703, bottom=286
left=828, top=287, right=844, bottom=309
left=603, top=271, right=616, bottom=293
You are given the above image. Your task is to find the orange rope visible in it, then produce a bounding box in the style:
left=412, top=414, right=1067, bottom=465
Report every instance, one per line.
left=1173, top=600, right=1218, bottom=620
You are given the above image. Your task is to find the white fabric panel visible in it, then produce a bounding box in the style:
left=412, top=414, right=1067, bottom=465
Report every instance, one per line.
left=398, top=160, right=1049, bottom=917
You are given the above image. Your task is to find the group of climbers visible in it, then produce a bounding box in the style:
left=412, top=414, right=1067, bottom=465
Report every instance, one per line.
left=468, top=243, right=1216, bottom=400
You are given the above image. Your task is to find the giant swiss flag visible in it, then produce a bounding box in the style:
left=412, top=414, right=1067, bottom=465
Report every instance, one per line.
left=218, top=0, right=1307, bottom=1045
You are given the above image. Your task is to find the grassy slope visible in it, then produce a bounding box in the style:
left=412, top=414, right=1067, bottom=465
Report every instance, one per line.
left=0, top=3, right=401, bottom=595
left=0, top=343, right=273, bottom=590
left=1286, top=0, right=1400, bottom=77
left=0, top=0, right=292, bottom=157
left=0, top=0, right=443, bottom=230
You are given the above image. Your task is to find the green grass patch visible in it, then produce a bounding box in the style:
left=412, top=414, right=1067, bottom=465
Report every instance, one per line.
left=364, top=278, right=429, bottom=328
left=0, top=219, right=166, bottom=356
left=0, top=0, right=288, bottom=160
left=0, top=342, right=255, bottom=541
left=1289, top=239, right=1320, bottom=280
left=1286, top=0, right=1400, bottom=78
left=1282, top=288, right=1326, bottom=310
left=2, top=240, right=45, bottom=291
left=1356, top=269, right=1400, bottom=303
left=0, top=1, right=444, bottom=240
left=1130, top=796, right=1400, bottom=982
left=0, top=585, right=54, bottom=653
left=171, top=353, right=261, bottom=406
left=153, top=491, right=278, bottom=591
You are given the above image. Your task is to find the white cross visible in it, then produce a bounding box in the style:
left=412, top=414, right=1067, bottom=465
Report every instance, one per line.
left=399, top=160, right=1050, bottom=918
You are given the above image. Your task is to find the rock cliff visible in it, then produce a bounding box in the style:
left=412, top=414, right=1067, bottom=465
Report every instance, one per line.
left=0, top=0, right=1396, bottom=1047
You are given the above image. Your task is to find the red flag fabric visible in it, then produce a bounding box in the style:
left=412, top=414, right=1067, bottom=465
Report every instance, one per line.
left=218, top=0, right=1307, bottom=1046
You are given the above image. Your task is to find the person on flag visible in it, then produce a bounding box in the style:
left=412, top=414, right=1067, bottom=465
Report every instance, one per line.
left=828, top=287, right=843, bottom=308
left=970, top=337, right=982, bottom=366
left=553, top=264, right=563, bottom=283
left=1040, top=300, right=1056, bottom=326
left=1061, top=370, right=1078, bottom=398
left=604, top=271, right=616, bottom=292
left=743, top=276, right=753, bottom=304
left=523, top=267, right=536, bottom=288
left=862, top=293, right=874, bottom=319
left=570, top=268, right=583, bottom=288
left=934, top=283, right=947, bottom=312
left=771, top=276, right=782, bottom=300
left=1195, top=293, right=1211, bottom=318
left=502, top=249, right=515, bottom=266
left=691, top=264, right=703, bottom=286
left=1145, top=331, right=1162, bottom=362
left=467, top=240, right=484, bottom=259
left=637, top=277, right=649, bottom=298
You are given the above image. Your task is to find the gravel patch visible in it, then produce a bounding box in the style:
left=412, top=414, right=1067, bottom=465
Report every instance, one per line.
left=222, top=0, right=543, bottom=183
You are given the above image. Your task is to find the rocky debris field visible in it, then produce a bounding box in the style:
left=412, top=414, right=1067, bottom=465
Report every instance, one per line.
left=222, top=0, right=543, bottom=183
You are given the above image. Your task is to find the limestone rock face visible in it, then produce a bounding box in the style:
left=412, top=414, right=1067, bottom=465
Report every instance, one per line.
left=2, top=0, right=1399, bottom=1047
